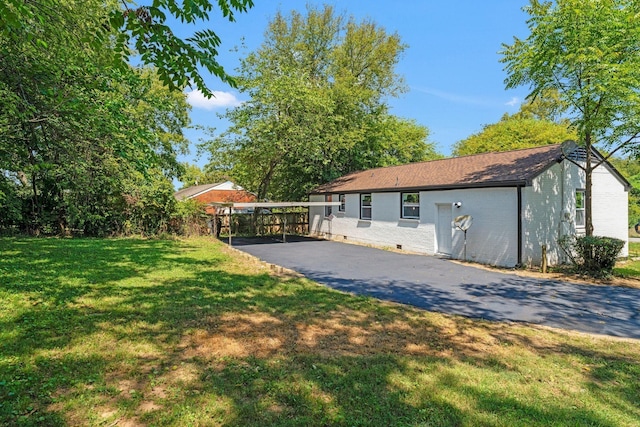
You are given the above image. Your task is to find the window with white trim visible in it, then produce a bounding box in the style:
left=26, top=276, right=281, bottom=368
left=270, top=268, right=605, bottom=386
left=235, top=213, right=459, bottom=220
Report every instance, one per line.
left=360, top=193, right=372, bottom=220
left=575, top=190, right=585, bottom=227
left=325, top=195, right=332, bottom=217
left=401, top=192, right=420, bottom=219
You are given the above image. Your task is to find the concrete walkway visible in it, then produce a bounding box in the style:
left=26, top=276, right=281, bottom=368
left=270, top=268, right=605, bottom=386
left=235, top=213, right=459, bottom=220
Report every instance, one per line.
left=230, top=236, right=640, bottom=340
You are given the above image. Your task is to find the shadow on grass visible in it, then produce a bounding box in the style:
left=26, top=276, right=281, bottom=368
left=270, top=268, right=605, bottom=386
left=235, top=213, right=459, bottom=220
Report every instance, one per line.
left=1, top=237, right=639, bottom=426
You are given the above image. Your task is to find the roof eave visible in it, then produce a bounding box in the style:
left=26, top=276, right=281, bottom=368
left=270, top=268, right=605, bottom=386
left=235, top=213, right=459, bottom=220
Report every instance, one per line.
left=310, top=180, right=529, bottom=195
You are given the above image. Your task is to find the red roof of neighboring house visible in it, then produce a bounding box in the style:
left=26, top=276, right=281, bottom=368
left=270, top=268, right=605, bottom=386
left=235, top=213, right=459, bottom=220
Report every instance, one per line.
left=174, top=181, right=257, bottom=214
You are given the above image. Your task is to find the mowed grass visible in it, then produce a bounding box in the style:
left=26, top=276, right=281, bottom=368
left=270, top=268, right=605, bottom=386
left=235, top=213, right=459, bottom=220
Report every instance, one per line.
left=614, top=241, right=640, bottom=278
left=1, top=238, right=639, bottom=426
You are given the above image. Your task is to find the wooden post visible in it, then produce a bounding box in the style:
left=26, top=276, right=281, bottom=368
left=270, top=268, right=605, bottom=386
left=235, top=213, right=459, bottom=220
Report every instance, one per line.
left=541, top=244, right=547, bottom=273
left=227, top=208, right=232, bottom=247
left=282, top=210, right=287, bottom=243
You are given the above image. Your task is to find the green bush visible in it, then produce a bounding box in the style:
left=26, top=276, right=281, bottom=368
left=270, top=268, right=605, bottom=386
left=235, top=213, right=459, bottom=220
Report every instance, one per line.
left=172, top=199, right=208, bottom=236
left=559, top=235, right=625, bottom=278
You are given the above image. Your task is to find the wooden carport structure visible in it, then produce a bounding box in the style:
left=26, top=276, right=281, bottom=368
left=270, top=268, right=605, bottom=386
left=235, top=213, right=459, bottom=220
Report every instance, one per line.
left=208, top=201, right=340, bottom=246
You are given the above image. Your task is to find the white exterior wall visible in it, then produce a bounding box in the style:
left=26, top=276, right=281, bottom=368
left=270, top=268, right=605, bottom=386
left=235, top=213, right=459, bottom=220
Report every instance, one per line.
left=592, top=164, right=629, bottom=256
left=522, top=162, right=574, bottom=266
left=310, top=187, right=520, bottom=267
left=522, top=159, right=628, bottom=266
left=435, top=188, right=519, bottom=267
left=311, top=159, right=628, bottom=267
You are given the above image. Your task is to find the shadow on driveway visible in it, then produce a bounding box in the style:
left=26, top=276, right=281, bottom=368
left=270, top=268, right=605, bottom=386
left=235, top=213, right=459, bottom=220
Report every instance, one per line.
left=229, top=236, right=640, bottom=340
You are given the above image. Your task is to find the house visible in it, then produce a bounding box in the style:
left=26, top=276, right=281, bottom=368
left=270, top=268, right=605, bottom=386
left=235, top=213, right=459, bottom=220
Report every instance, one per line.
left=308, top=142, right=630, bottom=267
left=174, top=181, right=257, bottom=214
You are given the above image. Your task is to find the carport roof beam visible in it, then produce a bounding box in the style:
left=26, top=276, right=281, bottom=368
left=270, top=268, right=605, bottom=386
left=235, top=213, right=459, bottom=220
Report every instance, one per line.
left=208, top=201, right=341, bottom=208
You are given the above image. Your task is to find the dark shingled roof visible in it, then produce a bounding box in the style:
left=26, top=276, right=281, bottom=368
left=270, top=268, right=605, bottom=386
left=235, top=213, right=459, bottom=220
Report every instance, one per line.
left=311, top=144, right=567, bottom=194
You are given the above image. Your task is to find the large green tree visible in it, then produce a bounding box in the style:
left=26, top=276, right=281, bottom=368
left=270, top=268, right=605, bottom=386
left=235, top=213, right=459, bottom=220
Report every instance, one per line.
left=501, top=0, right=640, bottom=235
left=453, top=89, right=576, bottom=156
left=1, top=0, right=254, bottom=95
left=453, top=115, right=577, bottom=156
left=0, top=0, right=191, bottom=235
left=206, top=5, right=439, bottom=200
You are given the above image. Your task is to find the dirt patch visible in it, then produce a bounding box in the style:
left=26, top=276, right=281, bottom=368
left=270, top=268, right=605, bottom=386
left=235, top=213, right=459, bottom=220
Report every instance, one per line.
left=452, top=260, right=640, bottom=289
left=138, top=401, right=163, bottom=413
left=178, top=306, right=522, bottom=361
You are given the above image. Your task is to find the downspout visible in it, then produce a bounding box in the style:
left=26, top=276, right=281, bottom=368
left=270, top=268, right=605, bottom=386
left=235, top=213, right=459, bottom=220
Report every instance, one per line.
left=517, top=185, right=523, bottom=266
left=560, top=160, right=565, bottom=262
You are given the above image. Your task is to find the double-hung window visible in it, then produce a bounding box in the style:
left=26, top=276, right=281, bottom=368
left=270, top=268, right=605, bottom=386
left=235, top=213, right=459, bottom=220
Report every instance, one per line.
left=575, top=190, right=585, bottom=227
left=338, top=194, right=346, bottom=212
left=402, top=192, right=420, bottom=219
left=360, top=193, right=372, bottom=220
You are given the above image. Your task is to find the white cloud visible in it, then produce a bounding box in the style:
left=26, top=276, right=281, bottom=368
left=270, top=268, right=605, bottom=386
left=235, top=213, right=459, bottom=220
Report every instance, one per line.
left=185, top=89, right=243, bottom=110
left=505, top=97, right=520, bottom=107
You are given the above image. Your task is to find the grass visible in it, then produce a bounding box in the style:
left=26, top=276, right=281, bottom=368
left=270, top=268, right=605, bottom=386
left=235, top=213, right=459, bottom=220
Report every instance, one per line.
left=614, top=241, right=640, bottom=278
left=1, top=237, right=640, bottom=426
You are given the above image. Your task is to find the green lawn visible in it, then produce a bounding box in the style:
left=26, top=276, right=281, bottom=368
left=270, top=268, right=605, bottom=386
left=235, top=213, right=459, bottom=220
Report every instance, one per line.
left=614, top=241, right=640, bottom=278
left=1, top=237, right=639, bottom=426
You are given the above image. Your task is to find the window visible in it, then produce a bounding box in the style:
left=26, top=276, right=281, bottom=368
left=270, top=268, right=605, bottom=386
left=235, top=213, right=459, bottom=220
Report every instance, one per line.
left=402, top=192, right=420, bottom=219
left=575, top=190, right=585, bottom=227
left=360, top=193, right=372, bottom=220
left=325, top=195, right=332, bottom=217
left=338, top=194, right=346, bottom=212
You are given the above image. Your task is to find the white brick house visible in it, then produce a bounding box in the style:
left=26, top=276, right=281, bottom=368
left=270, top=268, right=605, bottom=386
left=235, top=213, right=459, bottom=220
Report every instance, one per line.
left=309, top=142, right=630, bottom=267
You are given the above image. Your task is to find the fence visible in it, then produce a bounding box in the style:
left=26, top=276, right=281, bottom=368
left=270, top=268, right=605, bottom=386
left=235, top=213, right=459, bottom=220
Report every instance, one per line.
left=215, top=211, right=309, bottom=237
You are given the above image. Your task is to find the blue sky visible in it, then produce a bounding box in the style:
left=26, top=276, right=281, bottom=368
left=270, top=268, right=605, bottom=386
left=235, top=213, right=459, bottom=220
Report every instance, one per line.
left=179, top=0, right=532, bottom=173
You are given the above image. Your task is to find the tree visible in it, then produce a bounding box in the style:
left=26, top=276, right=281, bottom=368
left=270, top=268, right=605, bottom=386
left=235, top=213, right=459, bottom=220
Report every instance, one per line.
left=179, top=163, right=230, bottom=188
left=501, top=0, right=640, bottom=235
left=0, top=0, right=191, bottom=235
left=513, top=88, right=570, bottom=123
left=111, top=0, right=254, bottom=94
left=453, top=116, right=576, bottom=156
left=453, top=89, right=577, bottom=156
left=453, top=116, right=577, bottom=156
left=206, top=5, right=440, bottom=200
left=1, top=0, right=254, bottom=96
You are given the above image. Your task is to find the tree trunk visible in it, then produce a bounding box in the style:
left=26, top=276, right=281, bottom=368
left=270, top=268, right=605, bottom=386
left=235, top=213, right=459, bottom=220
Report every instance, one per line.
left=585, top=132, right=594, bottom=236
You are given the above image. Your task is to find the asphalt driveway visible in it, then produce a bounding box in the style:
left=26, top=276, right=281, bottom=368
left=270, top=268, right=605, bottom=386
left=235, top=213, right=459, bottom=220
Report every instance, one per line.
left=229, top=236, right=640, bottom=340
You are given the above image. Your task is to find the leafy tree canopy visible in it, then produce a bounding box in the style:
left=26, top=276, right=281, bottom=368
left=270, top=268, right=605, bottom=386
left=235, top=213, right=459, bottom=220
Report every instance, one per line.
left=453, top=116, right=576, bottom=156
left=0, top=0, right=254, bottom=95
left=205, top=5, right=440, bottom=200
left=502, top=0, right=640, bottom=154
left=179, top=163, right=231, bottom=189
left=0, top=0, right=192, bottom=235
left=501, top=0, right=640, bottom=235
left=453, top=89, right=577, bottom=156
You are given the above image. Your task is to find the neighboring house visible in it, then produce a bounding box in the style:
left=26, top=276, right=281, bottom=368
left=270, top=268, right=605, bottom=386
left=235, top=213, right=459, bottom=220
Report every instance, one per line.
left=174, top=181, right=257, bottom=214
left=309, top=142, right=629, bottom=267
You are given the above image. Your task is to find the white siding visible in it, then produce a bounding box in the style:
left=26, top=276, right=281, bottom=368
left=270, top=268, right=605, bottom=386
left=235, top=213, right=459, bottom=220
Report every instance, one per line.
left=592, top=164, right=629, bottom=256
left=522, top=162, right=572, bottom=266
left=432, top=188, right=519, bottom=267
left=311, top=187, right=519, bottom=267
left=310, top=158, right=627, bottom=267
left=522, top=159, right=628, bottom=266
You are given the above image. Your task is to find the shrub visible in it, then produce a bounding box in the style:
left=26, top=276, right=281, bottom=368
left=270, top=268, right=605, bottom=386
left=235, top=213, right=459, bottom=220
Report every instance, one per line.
left=172, top=199, right=208, bottom=236
left=559, top=235, right=625, bottom=278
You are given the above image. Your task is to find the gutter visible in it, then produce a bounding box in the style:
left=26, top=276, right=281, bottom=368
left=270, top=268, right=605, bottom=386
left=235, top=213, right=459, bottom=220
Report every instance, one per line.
left=517, top=185, right=523, bottom=266
left=309, top=180, right=530, bottom=195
